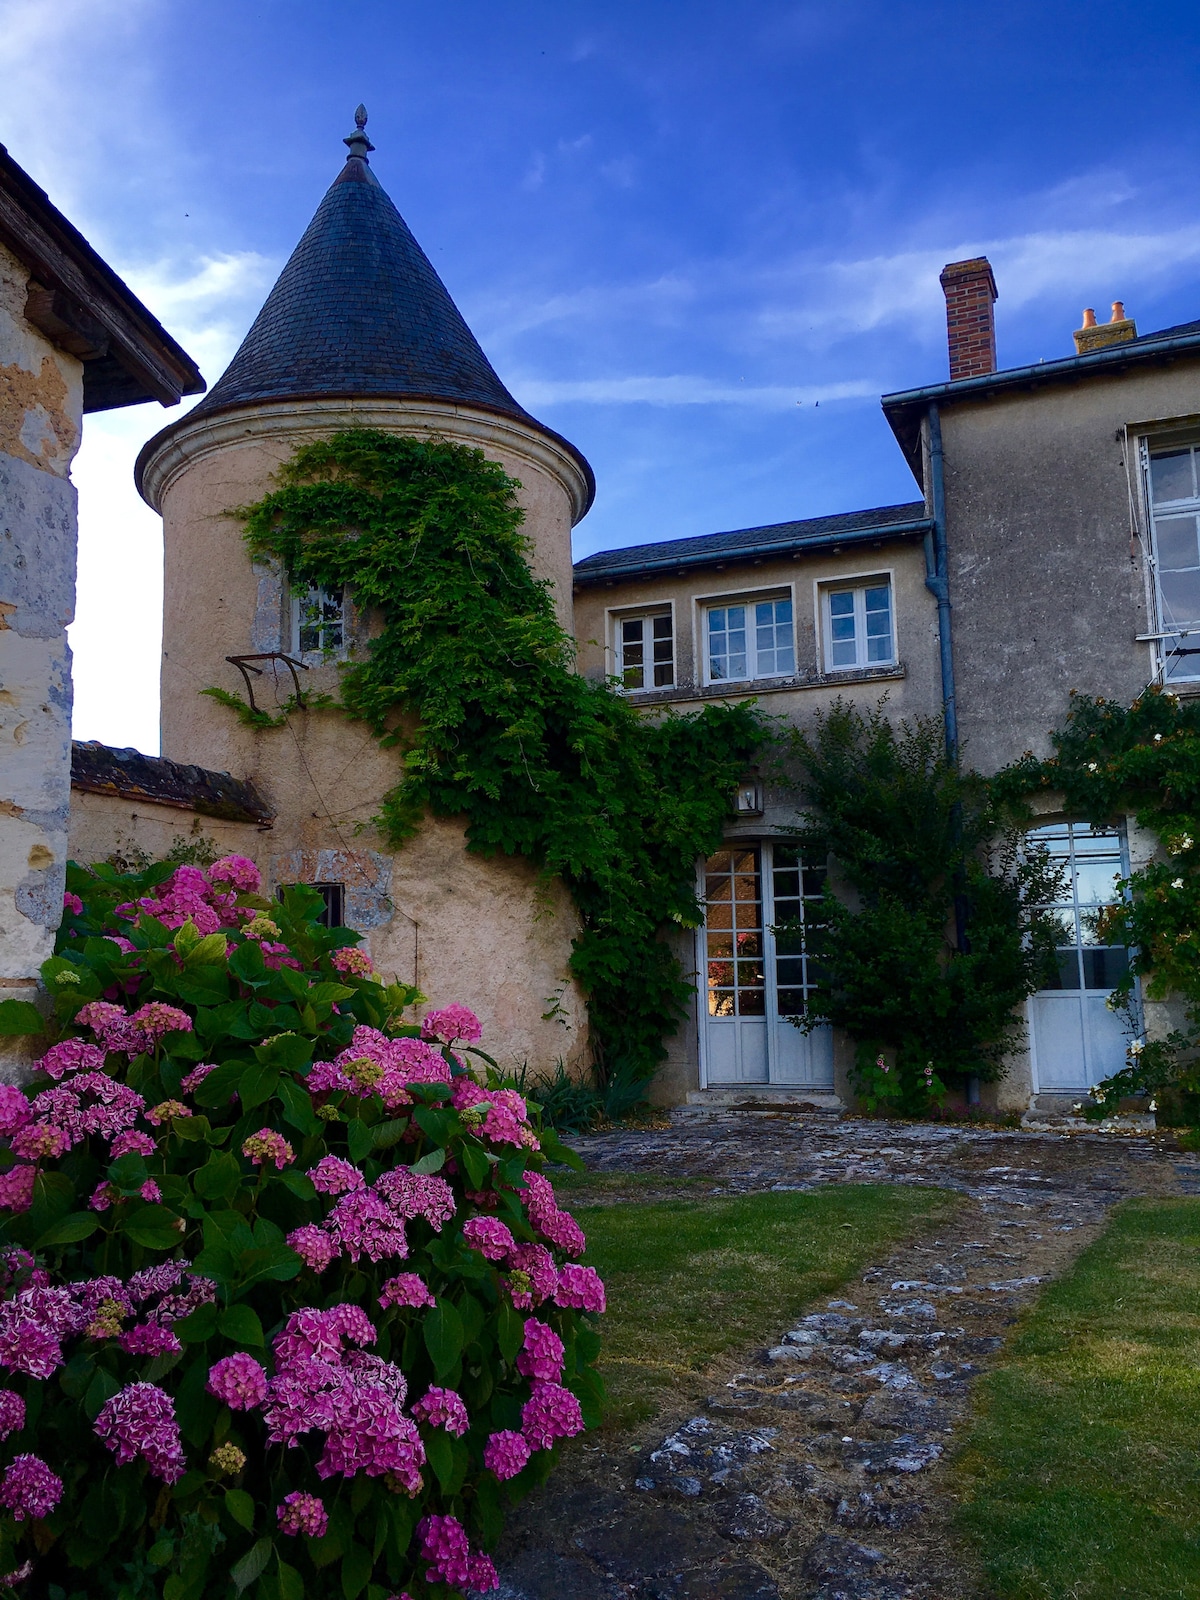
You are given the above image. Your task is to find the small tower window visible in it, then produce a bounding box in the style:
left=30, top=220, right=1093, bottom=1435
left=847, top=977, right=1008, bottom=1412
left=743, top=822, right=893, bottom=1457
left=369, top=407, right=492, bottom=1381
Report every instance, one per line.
left=292, top=585, right=345, bottom=655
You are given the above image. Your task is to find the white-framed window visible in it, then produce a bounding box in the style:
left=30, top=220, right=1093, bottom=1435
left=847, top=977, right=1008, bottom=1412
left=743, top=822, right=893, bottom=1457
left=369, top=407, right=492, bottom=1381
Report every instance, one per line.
left=291, top=584, right=345, bottom=656
left=705, top=594, right=795, bottom=683
left=821, top=579, right=894, bottom=671
left=1145, top=442, right=1200, bottom=682
left=615, top=610, right=674, bottom=690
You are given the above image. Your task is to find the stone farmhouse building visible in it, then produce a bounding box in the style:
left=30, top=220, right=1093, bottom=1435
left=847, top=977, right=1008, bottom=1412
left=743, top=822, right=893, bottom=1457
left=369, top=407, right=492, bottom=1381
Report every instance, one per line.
left=5, top=118, right=1200, bottom=1113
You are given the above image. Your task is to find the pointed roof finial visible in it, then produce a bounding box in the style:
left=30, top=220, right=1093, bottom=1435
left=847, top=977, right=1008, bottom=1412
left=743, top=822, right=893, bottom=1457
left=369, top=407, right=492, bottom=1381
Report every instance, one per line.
left=344, top=104, right=375, bottom=163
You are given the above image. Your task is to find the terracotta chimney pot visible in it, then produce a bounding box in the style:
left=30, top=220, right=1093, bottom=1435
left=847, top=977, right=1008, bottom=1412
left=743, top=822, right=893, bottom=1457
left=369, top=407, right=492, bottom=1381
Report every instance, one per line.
left=1074, top=299, right=1137, bottom=355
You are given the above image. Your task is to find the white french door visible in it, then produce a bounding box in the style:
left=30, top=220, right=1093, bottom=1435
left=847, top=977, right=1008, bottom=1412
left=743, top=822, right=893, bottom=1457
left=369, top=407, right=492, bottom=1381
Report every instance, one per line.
left=699, top=843, right=834, bottom=1088
left=1027, top=822, right=1133, bottom=1090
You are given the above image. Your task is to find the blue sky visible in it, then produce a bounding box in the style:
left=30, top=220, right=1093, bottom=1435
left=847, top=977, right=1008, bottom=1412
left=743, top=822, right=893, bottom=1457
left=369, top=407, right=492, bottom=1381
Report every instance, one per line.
left=5, top=0, right=1200, bottom=750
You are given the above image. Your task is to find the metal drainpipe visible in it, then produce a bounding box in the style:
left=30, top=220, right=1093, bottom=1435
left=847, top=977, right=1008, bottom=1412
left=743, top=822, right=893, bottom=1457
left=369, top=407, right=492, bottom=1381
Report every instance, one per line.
left=925, top=405, right=974, bottom=1110
left=924, top=403, right=959, bottom=767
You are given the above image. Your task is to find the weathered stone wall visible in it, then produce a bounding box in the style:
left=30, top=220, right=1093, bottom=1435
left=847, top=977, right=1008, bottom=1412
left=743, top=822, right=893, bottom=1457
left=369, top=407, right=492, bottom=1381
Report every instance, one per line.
left=0, top=239, right=83, bottom=1029
left=137, top=400, right=589, bottom=1076
left=67, top=791, right=264, bottom=874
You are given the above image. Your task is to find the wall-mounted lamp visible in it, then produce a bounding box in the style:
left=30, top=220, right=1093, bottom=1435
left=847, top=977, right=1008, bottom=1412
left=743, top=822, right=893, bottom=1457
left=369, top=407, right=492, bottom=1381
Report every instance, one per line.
left=734, top=777, right=765, bottom=817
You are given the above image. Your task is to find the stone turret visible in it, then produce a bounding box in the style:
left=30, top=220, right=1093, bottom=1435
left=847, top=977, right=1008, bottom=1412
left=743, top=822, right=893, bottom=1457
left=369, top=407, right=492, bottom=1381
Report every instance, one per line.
left=134, top=110, right=592, bottom=1069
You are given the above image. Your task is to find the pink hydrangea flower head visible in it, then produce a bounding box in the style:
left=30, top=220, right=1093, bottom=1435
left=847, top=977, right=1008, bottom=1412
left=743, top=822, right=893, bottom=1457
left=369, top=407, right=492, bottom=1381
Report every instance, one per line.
left=110, top=1129, right=157, bottom=1159
left=308, top=1155, right=364, bottom=1195
left=331, top=1303, right=376, bottom=1348
left=179, top=1063, right=217, bottom=1095
left=0, top=1166, right=36, bottom=1214
left=139, top=1180, right=162, bottom=1203
left=209, top=854, right=261, bottom=893
left=145, top=1099, right=191, bottom=1126
left=554, top=1263, right=607, bottom=1313
left=0, top=1389, right=26, bottom=1440
left=378, top=1272, right=436, bottom=1310
left=35, top=1039, right=106, bottom=1082
left=411, top=1386, right=469, bottom=1437
left=89, top=1182, right=116, bottom=1213
left=94, top=1382, right=186, bottom=1481
left=32, top=1073, right=145, bottom=1146
left=0, top=1086, right=31, bottom=1137
left=129, top=1002, right=193, bottom=1044
left=10, top=1122, right=68, bottom=1162
left=118, top=1323, right=181, bottom=1357
left=62, top=891, right=83, bottom=916
left=505, top=1243, right=558, bottom=1308
left=462, top=1215, right=515, bottom=1261
left=451, top=1079, right=533, bottom=1148
left=420, top=1004, right=482, bottom=1044
left=521, top=1380, right=584, bottom=1450
left=242, top=1129, right=294, bottom=1169
left=331, top=946, right=374, bottom=978
left=374, top=1168, right=456, bottom=1231
left=327, top=1189, right=409, bottom=1263
left=276, top=1490, right=328, bottom=1537
left=207, top=1353, right=269, bottom=1410
left=538, top=1207, right=586, bottom=1256
left=0, top=1454, right=61, bottom=1521
left=128, top=1262, right=187, bottom=1302
left=417, top=1514, right=473, bottom=1588
left=470, top=1555, right=500, bottom=1593
left=517, top=1318, right=565, bottom=1382
left=75, top=1000, right=139, bottom=1054
left=287, top=1224, right=336, bottom=1272
left=483, top=1428, right=530, bottom=1480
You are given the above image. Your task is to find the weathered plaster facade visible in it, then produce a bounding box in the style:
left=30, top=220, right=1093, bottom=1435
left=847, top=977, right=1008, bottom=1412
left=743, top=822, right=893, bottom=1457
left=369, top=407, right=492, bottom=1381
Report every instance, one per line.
left=135, top=400, right=589, bottom=1075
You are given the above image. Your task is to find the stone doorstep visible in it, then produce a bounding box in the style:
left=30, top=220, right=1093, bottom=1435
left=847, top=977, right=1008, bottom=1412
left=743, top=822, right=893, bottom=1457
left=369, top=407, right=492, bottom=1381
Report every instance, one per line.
left=686, top=1089, right=845, bottom=1112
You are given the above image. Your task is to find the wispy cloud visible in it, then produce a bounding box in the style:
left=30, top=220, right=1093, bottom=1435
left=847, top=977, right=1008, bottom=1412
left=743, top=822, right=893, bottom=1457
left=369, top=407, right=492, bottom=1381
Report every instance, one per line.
left=511, top=374, right=877, bottom=409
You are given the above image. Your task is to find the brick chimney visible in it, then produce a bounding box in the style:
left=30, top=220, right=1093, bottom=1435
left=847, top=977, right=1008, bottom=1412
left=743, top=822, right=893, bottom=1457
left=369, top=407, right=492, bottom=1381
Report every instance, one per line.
left=940, top=257, right=998, bottom=381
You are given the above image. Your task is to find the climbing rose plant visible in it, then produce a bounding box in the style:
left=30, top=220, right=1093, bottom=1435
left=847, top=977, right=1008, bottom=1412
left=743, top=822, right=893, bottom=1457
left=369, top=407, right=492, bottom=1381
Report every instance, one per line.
left=0, top=856, right=604, bottom=1599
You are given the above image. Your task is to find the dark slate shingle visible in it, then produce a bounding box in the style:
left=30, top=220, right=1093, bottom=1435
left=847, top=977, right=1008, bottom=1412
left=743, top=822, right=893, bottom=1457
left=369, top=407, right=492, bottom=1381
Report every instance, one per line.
left=573, top=501, right=929, bottom=584
left=189, top=155, right=535, bottom=425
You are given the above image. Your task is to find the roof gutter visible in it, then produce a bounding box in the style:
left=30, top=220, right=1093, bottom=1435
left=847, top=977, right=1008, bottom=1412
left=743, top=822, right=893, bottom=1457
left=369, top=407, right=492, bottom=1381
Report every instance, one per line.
left=573, top=517, right=933, bottom=588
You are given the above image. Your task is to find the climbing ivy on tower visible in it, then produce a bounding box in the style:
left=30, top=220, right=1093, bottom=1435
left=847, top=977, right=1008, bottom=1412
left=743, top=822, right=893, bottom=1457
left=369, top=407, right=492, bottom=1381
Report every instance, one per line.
left=236, top=429, right=764, bottom=1079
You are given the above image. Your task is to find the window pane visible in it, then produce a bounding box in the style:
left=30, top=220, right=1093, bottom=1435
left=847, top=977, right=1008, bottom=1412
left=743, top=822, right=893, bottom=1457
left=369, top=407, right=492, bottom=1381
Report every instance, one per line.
left=1074, top=859, right=1122, bottom=906
left=864, top=585, right=893, bottom=663
left=708, top=989, right=735, bottom=1016
left=1151, top=450, right=1196, bottom=505
left=1082, top=947, right=1129, bottom=989
left=754, top=598, right=794, bottom=675
left=777, top=989, right=806, bottom=1017
left=706, top=934, right=734, bottom=959
left=648, top=613, right=674, bottom=687
left=708, top=605, right=747, bottom=680
left=1160, top=568, right=1200, bottom=634
left=1154, top=514, right=1200, bottom=572
left=620, top=618, right=645, bottom=689
left=828, top=591, right=857, bottom=666
left=1043, top=949, right=1083, bottom=990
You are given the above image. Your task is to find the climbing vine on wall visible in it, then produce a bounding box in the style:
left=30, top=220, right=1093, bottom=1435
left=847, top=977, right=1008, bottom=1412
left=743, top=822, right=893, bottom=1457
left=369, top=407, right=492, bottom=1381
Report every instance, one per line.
left=788, top=702, right=1064, bottom=1113
left=234, top=429, right=764, bottom=1079
left=997, top=687, right=1200, bottom=1118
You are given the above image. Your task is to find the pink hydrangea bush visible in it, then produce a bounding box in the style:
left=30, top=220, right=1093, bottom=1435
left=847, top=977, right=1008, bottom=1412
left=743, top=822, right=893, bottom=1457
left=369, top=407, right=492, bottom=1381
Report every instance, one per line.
left=0, top=858, right=604, bottom=1597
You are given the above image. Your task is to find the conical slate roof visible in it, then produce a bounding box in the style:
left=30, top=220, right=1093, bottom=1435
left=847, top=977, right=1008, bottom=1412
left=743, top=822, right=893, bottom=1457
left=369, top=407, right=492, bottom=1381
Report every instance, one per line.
left=190, top=127, right=535, bottom=424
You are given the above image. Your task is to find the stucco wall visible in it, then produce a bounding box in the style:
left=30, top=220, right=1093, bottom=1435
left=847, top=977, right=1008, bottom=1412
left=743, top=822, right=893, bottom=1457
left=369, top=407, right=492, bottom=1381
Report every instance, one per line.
left=0, top=239, right=83, bottom=1024
left=137, top=400, right=589, bottom=1076
left=939, top=359, right=1200, bottom=775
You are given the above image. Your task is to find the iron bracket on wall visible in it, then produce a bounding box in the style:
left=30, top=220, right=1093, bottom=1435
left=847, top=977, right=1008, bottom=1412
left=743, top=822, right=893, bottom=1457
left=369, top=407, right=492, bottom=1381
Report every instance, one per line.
left=225, top=652, right=308, bottom=714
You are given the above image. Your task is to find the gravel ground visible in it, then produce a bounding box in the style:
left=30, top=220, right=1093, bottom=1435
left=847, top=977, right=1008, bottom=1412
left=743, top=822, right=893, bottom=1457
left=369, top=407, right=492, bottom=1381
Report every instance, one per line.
left=478, top=1108, right=1196, bottom=1600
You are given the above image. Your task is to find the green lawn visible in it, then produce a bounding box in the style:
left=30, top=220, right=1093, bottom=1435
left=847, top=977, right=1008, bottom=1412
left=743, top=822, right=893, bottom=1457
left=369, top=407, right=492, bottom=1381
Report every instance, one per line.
left=565, top=1177, right=958, bottom=1428
left=956, top=1198, right=1200, bottom=1599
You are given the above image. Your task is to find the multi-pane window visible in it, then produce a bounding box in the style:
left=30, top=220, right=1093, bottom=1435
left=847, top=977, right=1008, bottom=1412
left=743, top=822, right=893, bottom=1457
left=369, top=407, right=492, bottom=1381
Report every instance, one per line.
left=702, top=845, right=824, bottom=1018
left=769, top=844, right=827, bottom=1018
left=824, top=581, right=894, bottom=670
left=706, top=596, right=794, bottom=682
left=292, top=585, right=345, bottom=655
left=618, top=612, right=674, bottom=690
left=1147, top=445, right=1200, bottom=681
left=1030, top=823, right=1128, bottom=992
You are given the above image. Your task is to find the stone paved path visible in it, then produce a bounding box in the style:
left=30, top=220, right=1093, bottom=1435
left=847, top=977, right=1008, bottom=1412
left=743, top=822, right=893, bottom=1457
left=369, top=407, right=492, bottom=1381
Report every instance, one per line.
left=481, top=1108, right=1197, bottom=1600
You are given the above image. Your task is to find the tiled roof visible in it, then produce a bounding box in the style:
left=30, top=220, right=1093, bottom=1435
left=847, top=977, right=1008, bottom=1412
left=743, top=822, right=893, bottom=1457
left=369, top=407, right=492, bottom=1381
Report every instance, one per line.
left=573, top=501, right=930, bottom=586
left=71, top=742, right=274, bottom=826
left=187, top=151, right=536, bottom=426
